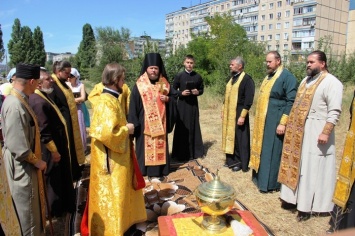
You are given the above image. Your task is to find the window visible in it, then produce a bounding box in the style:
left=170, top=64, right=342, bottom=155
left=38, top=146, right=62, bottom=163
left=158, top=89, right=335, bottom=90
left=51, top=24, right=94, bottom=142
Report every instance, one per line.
left=261, top=4, right=265, bottom=10
left=261, top=25, right=265, bottom=31
left=277, top=12, right=282, bottom=19
left=268, top=45, right=272, bottom=50
left=284, top=22, right=290, bottom=29
left=302, top=41, right=314, bottom=49
left=276, top=44, right=280, bottom=50
left=221, top=5, right=224, bottom=10
left=269, top=24, right=273, bottom=30
left=268, top=35, right=272, bottom=40
left=276, top=23, right=281, bottom=29
left=261, top=35, right=265, bottom=41
left=293, top=18, right=303, bottom=26
left=292, top=42, right=302, bottom=50
left=294, top=7, right=303, bottom=15
left=303, top=17, right=316, bottom=26
left=286, top=0, right=291, bottom=5
left=277, top=1, right=282, bottom=7
left=269, top=13, right=273, bottom=20
left=285, top=10, right=290, bottom=17
left=269, top=3, right=274, bottom=9
left=284, top=33, right=289, bottom=40
left=261, top=15, right=265, bottom=21
left=284, top=44, right=289, bottom=50
left=275, top=34, right=280, bottom=40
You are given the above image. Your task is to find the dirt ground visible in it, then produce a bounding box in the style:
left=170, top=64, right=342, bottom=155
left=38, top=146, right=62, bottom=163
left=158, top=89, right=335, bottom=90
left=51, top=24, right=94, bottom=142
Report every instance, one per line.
left=46, top=84, right=353, bottom=236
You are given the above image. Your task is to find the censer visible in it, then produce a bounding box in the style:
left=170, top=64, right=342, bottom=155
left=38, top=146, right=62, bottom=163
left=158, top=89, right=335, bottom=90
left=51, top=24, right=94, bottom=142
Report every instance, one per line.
left=194, top=171, right=236, bottom=233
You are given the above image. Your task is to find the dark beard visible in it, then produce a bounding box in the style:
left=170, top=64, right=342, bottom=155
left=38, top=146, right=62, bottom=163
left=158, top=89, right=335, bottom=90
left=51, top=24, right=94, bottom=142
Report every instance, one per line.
left=306, top=67, right=320, bottom=77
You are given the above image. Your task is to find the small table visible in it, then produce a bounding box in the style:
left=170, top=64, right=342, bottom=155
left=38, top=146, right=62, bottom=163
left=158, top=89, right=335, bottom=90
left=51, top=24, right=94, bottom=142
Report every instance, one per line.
left=158, top=210, right=268, bottom=236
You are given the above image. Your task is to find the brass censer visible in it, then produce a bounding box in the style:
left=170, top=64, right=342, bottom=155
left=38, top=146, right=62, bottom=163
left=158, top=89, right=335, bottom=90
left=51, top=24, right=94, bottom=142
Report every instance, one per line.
left=194, top=170, right=236, bottom=234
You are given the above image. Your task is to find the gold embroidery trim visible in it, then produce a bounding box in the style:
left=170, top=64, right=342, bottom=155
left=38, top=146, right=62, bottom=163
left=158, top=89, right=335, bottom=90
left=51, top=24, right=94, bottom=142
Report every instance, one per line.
left=322, top=122, right=334, bottom=135
left=279, top=114, right=289, bottom=126
left=25, top=152, right=39, bottom=164
left=45, top=140, right=58, bottom=153
left=240, top=109, right=249, bottom=118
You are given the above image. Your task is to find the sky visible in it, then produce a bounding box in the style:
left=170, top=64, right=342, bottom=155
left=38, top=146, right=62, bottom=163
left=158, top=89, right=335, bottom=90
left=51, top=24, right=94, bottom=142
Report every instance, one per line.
left=0, top=0, right=207, bottom=63
left=1, top=0, right=354, bottom=63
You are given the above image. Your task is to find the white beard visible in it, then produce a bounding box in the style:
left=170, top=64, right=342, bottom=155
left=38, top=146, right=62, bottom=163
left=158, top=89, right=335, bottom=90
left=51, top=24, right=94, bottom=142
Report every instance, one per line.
left=41, top=87, right=54, bottom=94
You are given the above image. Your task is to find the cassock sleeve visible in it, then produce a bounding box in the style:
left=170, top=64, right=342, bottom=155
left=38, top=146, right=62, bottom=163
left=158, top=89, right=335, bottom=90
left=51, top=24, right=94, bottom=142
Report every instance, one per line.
left=2, top=102, right=34, bottom=163
left=30, top=97, right=55, bottom=146
left=128, top=85, right=143, bottom=138
left=243, top=75, right=255, bottom=111
left=282, top=72, right=298, bottom=116
left=324, top=77, right=343, bottom=125
left=195, top=74, right=204, bottom=96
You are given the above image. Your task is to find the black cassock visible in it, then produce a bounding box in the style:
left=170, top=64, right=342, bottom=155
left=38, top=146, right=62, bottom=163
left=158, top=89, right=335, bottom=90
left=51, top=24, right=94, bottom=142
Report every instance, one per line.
left=128, top=83, right=176, bottom=177
left=29, top=91, right=75, bottom=216
left=49, top=81, right=82, bottom=181
left=172, top=70, right=204, bottom=162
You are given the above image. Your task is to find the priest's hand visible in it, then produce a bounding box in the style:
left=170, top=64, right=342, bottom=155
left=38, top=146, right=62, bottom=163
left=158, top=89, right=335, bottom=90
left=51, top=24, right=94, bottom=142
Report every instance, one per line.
left=51, top=151, right=61, bottom=163
left=34, top=160, right=47, bottom=171
left=237, top=117, right=245, bottom=126
left=276, top=124, right=286, bottom=135
left=191, top=89, right=199, bottom=95
left=318, top=133, right=329, bottom=144
left=126, top=123, right=135, bottom=134
left=182, top=89, right=191, bottom=96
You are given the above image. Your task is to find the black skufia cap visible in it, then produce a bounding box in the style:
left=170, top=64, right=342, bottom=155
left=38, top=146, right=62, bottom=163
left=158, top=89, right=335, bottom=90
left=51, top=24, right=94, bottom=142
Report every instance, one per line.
left=16, top=63, right=40, bottom=80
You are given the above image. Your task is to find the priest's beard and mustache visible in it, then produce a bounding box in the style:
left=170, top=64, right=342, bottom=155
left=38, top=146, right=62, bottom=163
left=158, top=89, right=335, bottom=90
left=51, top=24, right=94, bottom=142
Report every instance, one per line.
left=41, top=87, right=54, bottom=94
left=306, top=66, right=321, bottom=77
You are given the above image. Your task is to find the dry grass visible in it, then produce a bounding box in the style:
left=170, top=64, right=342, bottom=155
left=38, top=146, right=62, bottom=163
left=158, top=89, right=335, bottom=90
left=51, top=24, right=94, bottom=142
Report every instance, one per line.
left=167, top=85, right=353, bottom=236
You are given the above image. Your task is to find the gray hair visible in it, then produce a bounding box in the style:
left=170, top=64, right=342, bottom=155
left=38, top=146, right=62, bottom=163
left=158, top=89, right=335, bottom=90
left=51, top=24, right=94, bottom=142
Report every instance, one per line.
left=231, top=56, right=245, bottom=69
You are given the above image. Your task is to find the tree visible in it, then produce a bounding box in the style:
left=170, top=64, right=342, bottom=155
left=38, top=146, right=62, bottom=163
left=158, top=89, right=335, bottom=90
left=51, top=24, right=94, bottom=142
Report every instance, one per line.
left=90, top=26, right=131, bottom=83
left=31, top=26, right=46, bottom=66
left=0, top=24, right=5, bottom=62
left=8, top=18, right=25, bottom=66
left=21, top=26, right=35, bottom=63
left=77, top=23, right=96, bottom=80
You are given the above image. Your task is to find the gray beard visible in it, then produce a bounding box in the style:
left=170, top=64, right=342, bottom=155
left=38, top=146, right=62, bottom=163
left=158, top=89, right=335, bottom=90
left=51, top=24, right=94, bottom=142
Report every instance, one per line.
left=41, top=87, right=54, bottom=94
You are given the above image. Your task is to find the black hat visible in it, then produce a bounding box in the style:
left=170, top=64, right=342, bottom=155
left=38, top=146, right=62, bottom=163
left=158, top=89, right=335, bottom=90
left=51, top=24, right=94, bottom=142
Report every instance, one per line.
left=140, top=53, right=167, bottom=78
left=16, top=63, right=40, bottom=80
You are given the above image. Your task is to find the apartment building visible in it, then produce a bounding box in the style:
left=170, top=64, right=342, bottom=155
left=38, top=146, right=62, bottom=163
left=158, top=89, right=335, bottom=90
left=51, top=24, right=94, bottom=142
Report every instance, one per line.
left=166, top=0, right=350, bottom=59
left=346, top=7, right=355, bottom=54
left=126, top=36, right=166, bottom=59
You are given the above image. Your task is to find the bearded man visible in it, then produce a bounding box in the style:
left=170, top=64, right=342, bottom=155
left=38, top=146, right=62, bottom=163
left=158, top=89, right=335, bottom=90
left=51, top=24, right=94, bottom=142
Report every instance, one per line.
left=29, top=68, right=75, bottom=217
left=279, top=50, right=343, bottom=221
left=128, top=53, right=175, bottom=177
left=250, top=51, right=298, bottom=193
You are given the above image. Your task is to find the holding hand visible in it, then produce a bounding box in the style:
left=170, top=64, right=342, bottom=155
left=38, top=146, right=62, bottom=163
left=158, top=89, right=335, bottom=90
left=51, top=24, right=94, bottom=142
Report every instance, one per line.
left=34, top=159, right=47, bottom=171
left=126, top=123, right=135, bottom=134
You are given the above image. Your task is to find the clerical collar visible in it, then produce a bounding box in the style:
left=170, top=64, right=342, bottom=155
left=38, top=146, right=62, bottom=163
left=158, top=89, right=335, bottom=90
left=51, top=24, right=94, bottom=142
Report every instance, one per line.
left=232, top=71, right=241, bottom=77
left=103, top=87, right=120, bottom=99
left=185, top=69, right=192, bottom=74
left=268, top=70, right=277, bottom=78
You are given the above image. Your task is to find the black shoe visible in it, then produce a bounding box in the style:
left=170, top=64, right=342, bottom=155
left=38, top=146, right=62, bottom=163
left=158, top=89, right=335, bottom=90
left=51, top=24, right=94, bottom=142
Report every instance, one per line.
left=297, top=211, right=311, bottom=222
left=326, top=228, right=334, bottom=234
left=227, top=163, right=240, bottom=169
left=232, top=166, right=242, bottom=172
left=242, top=167, right=250, bottom=172
left=281, top=201, right=297, bottom=210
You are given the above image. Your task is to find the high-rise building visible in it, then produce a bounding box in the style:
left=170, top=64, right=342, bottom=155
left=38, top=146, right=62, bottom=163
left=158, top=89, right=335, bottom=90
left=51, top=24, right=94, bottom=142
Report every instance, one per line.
left=126, top=36, right=166, bottom=59
left=166, top=0, right=350, bottom=60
